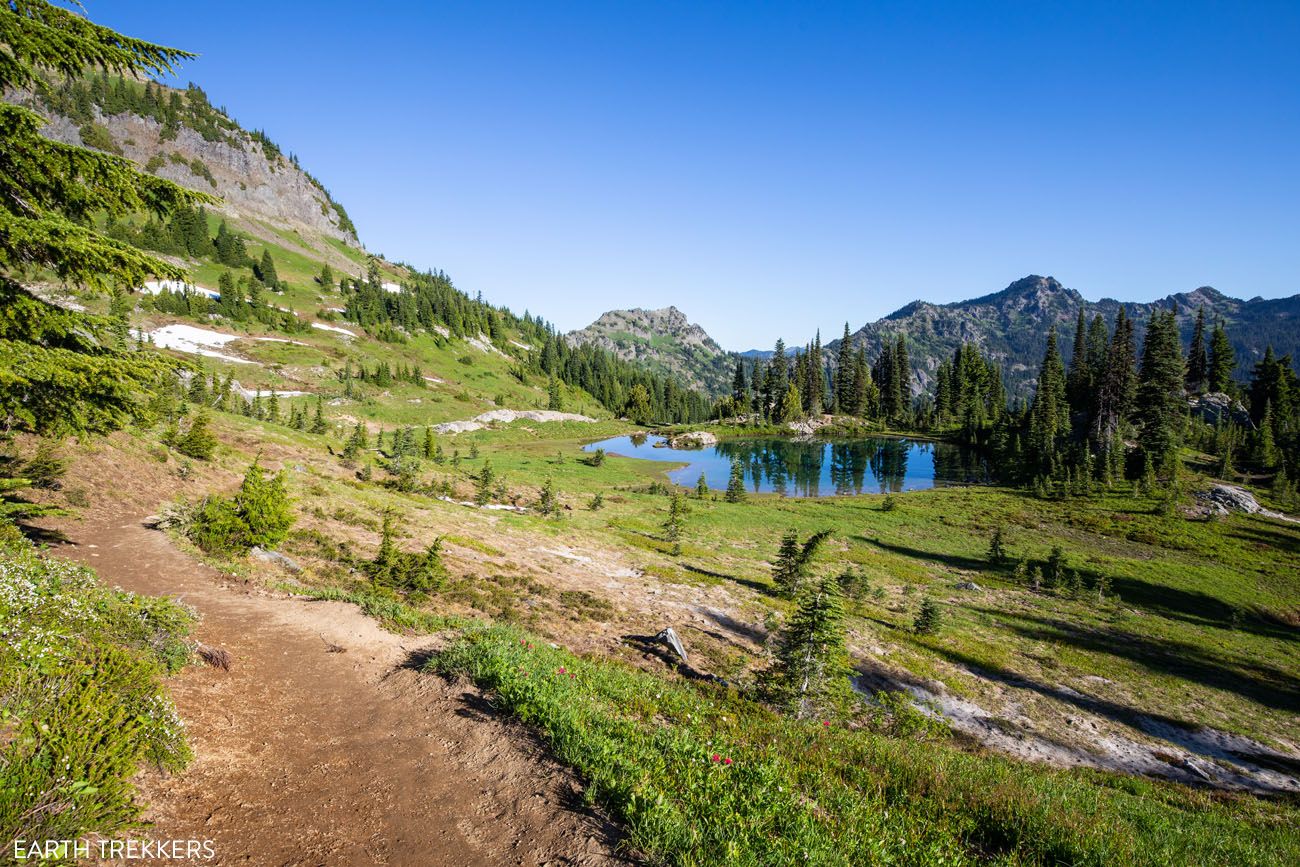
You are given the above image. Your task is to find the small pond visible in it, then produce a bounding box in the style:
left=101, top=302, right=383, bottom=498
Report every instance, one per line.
left=583, top=435, right=989, bottom=497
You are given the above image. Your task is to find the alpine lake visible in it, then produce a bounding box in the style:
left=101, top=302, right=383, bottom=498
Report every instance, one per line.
left=582, top=434, right=989, bottom=497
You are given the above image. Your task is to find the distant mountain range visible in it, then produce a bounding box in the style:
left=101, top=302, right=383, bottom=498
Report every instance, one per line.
left=571, top=276, right=1300, bottom=399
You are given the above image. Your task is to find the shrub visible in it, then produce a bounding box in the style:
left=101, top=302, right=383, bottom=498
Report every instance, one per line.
left=0, top=535, right=193, bottom=851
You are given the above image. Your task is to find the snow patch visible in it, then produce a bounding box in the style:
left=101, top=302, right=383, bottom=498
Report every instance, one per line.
left=145, top=324, right=255, bottom=364
left=311, top=322, right=356, bottom=338
left=139, top=279, right=220, bottom=300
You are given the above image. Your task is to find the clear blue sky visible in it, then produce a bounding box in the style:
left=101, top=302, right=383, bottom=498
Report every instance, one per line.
left=96, top=1, right=1299, bottom=350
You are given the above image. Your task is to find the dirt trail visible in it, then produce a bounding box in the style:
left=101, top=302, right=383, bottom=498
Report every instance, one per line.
left=51, top=516, right=625, bottom=866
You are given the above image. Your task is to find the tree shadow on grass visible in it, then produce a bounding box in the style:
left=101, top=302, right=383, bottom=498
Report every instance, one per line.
left=988, top=609, right=1300, bottom=715
left=1227, top=522, right=1300, bottom=556
left=679, top=561, right=781, bottom=599
left=856, top=537, right=991, bottom=573
left=869, top=537, right=1297, bottom=642
left=926, top=640, right=1300, bottom=778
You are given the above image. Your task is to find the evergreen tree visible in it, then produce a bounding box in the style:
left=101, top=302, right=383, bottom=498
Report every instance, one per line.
left=695, top=471, right=709, bottom=498
left=1, top=3, right=210, bottom=435
left=1208, top=320, right=1236, bottom=392
left=778, top=382, right=803, bottom=423
left=232, top=457, right=293, bottom=548
left=1066, top=308, right=1092, bottom=415
left=771, top=529, right=832, bottom=597
left=255, top=249, right=279, bottom=287
left=834, top=323, right=855, bottom=414
left=725, top=460, right=747, bottom=503
left=663, top=490, right=686, bottom=555
left=176, top=410, right=216, bottom=460
left=1186, top=306, right=1209, bottom=392
left=731, top=358, right=748, bottom=411
left=913, top=597, right=943, bottom=635
left=763, top=575, right=852, bottom=719
left=310, top=396, right=328, bottom=434
left=1027, top=327, right=1069, bottom=476
left=1136, top=311, right=1186, bottom=470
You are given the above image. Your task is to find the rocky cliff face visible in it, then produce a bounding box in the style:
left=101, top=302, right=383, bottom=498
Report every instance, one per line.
left=566, top=306, right=732, bottom=394
left=18, top=81, right=359, bottom=249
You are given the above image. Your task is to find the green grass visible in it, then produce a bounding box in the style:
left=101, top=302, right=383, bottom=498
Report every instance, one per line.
left=433, top=624, right=1300, bottom=866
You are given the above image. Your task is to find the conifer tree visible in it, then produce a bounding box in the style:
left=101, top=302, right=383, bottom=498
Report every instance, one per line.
left=695, top=471, right=709, bottom=498
left=1208, top=320, right=1236, bottom=393
left=1028, top=327, right=1069, bottom=476
left=1136, top=311, right=1186, bottom=471
left=176, top=410, right=217, bottom=460
left=725, top=460, right=747, bottom=503
left=778, top=382, right=803, bottom=423
left=834, top=324, right=854, bottom=414
left=1, top=3, right=211, bottom=435
left=1066, top=308, right=1092, bottom=415
left=233, top=457, right=293, bottom=548
left=731, top=358, right=748, bottom=411
left=1186, top=306, right=1208, bottom=392
left=771, top=529, right=832, bottom=597
left=763, top=575, right=852, bottom=719
left=310, top=396, right=328, bottom=434
left=913, top=596, right=942, bottom=635
left=663, top=490, right=686, bottom=555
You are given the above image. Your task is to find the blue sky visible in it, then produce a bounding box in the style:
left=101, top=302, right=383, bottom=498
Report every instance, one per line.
left=96, top=1, right=1299, bottom=350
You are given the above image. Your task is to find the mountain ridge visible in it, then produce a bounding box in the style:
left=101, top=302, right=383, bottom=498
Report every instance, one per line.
left=575, top=275, right=1299, bottom=398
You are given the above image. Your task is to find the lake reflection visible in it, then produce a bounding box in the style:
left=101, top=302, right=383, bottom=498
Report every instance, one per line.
left=583, top=435, right=988, bottom=496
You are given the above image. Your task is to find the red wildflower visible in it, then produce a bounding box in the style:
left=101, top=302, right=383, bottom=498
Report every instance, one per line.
left=723, top=757, right=733, bottom=765
left=557, top=667, right=567, bottom=674
left=711, top=753, right=721, bottom=763
left=822, top=721, right=831, bottom=727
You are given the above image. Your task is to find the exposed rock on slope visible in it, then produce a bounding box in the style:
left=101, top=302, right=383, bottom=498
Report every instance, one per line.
left=16, top=79, right=359, bottom=249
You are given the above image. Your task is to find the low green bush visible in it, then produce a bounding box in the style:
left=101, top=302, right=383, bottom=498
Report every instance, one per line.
left=0, top=532, right=193, bottom=854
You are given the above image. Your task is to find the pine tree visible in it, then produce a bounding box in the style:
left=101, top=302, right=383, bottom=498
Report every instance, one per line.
left=763, top=575, right=851, bottom=719
left=0, top=4, right=212, bottom=436
left=834, top=323, right=855, bottom=414
left=778, top=382, right=802, bottom=423
left=1066, top=308, right=1092, bottom=415
left=255, top=249, right=279, bottom=287
left=233, top=457, right=293, bottom=549
left=663, top=490, right=686, bottom=555
left=310, top=396, right=328, bottom=434
left=176, top=410, right=217, bottom=460
left=1208, top=320, right=1236, bottom=392
left=913, top=597, right=942, bottom=635
left=1028, top=327, right=1069, bottom=477
left=987, top=526, right=1007, bottom=565
left=1186, top=306, right=1208, bottom=392
left=695, top=471, right=709, bottom=498
left=731, top=358, right=748, bottom=412
left=771, top=529, right=832, bottom=597
left=1136, top=311, right=1186, bottom=470
left=725, top=460, right=747, bottom=503
left=474, top=459, right=496, bottom=506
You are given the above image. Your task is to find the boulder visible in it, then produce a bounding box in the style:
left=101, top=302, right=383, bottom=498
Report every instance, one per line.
left=1194, top=484, right=1298, bottom=523
left=250, top=546, right=302, bottom=573
left=667, top=430, right=718, bottom=449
